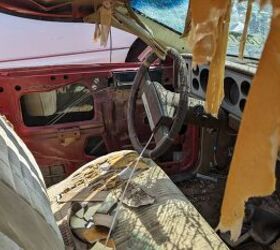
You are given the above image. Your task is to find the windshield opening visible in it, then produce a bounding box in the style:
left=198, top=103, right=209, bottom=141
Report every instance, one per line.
left=130, top=0, right=272, bottom=59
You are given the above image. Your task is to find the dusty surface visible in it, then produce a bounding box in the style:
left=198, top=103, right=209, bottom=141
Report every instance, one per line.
left=49, top=151, right=228, bottom=249
left=177, top=175, right=226, bottom=229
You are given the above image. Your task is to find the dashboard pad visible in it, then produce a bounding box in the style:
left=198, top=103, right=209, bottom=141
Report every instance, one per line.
left=185, top=55, right=256, bottom=120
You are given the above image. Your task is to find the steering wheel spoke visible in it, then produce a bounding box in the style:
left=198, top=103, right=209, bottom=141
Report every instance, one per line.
left=144, top=67, right=152, bottom=82
left=142, top=80, right=179, bottom=131
left=153, top=124, right=169, bottom=144
left=138, top=68, right=152, bottom=96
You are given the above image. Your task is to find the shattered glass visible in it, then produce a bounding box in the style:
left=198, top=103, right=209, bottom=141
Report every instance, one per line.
left=228, top=1, right=272, bottom=59
left=130, top=0, right=272, bottom=59
left=130, top=0, right=189, bottom=33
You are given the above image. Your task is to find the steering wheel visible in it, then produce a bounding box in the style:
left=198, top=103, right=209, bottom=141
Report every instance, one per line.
left=127, top=48, right=188, bottom=159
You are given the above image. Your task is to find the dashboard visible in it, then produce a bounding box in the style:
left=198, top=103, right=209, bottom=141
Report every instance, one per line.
left=185, top=55, right=257, bottom=122
left=111, top=55, right=257, bottom=130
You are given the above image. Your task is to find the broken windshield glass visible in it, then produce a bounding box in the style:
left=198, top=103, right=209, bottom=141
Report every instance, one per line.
left=130, top=0, right=272, bottom=59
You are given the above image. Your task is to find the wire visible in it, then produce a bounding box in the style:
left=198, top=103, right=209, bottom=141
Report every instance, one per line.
left=213, top=129, right=220, bottom=166
left=105, top=132, right=154, bottom=245
left=47, top=92, right=91, bottom=125
left=109, top=27, right=112, bottom=63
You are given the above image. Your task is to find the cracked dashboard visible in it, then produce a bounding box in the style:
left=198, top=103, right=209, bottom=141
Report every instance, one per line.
left=185, top=55, right=257, bottom=127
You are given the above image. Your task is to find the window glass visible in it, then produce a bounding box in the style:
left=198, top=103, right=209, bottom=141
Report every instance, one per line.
left=21, top=83, right=94, bottom=126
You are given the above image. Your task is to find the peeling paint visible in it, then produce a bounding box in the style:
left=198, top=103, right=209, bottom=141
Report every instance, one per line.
left=218, top=1, right=280, bottom=240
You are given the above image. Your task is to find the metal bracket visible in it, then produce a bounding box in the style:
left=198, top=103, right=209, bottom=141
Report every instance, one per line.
left=57, top=127, right=81, bottom=146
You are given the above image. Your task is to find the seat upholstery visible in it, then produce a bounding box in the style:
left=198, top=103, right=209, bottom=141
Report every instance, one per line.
left=48, top=150, right=229, bottom=250
left=0, top=115, right=227, bottom=249
left=0, top=116, right=64, bottom=250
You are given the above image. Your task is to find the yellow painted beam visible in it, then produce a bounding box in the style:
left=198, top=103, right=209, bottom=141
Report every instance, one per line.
left=218, top=1, right=280, bottom=241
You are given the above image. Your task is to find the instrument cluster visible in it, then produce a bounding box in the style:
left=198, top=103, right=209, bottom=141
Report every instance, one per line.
left=185, top=56, right=254, bottom=119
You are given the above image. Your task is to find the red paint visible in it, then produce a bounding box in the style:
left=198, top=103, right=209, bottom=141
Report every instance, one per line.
left=0, top=1, right=92, bottom=21
left=0, top=62, right=199, bottom=184
left=0, top=47, right=130, bottom=64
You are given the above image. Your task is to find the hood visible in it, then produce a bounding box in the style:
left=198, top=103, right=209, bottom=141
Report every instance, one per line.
left=0, top=0, right=92, bottom=21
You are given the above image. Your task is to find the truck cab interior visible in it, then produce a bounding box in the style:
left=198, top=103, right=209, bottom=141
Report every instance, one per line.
left=0, top=0, right=280, bottom=249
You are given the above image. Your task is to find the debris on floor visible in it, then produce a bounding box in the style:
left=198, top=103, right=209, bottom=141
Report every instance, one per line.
left=177, top=173, right=226, bottom=227
left=177, top=169, right=280, bottom=250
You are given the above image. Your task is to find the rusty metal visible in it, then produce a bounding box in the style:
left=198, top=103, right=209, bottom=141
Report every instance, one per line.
left=0, top=62, right=199, bottom=185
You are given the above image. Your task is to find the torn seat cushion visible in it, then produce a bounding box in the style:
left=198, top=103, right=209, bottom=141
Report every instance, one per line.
left=48, top=150, right=228, bottom=249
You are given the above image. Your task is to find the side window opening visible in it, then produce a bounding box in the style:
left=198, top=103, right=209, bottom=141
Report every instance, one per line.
left=21, top=83, right=94, bottom=127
